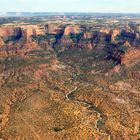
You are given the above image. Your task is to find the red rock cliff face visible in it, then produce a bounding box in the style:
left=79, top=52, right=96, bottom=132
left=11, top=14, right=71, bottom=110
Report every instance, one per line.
left=64, top=25, right=83, bottom=35
left=0, top=26, right=17, bottom=36
left=0, top=26, right=23, bottom=41
left=111, top=29, right=122, bottom=42
left=83, top=32, right=93, bottom=39
left=121, top=48, right=140, bottom=66
left=0, top=37, right=5, bottom=46
left=22, top=25, right=46, bottom=41
left=0, top=24, right=140, bottom=63
left=0, top=26, right=40, bottom=58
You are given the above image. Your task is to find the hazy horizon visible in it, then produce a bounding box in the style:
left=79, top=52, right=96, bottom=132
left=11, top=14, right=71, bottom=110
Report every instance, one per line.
left=1, top=12, right=140, bottom=17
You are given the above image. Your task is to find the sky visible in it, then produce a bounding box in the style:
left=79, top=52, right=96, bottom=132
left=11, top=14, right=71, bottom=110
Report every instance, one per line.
left=0, top=0, right=140, bottom=13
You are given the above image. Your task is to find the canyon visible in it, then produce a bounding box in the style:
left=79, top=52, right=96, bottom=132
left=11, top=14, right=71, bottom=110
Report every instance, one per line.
left=0, top=16, right=140, bottom=140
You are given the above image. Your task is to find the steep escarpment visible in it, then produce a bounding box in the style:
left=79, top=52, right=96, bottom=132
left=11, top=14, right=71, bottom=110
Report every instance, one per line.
left=0, top=24, right=140, bottom=72
left=0, top=24, right=139, bottom=53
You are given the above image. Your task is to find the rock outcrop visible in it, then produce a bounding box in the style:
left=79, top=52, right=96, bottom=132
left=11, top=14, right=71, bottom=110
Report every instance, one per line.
left=0, top=24, right=140, bottom=66
left=64, top=25, right=83, bottom=36
left=121, top=48, right=140, bottom=66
